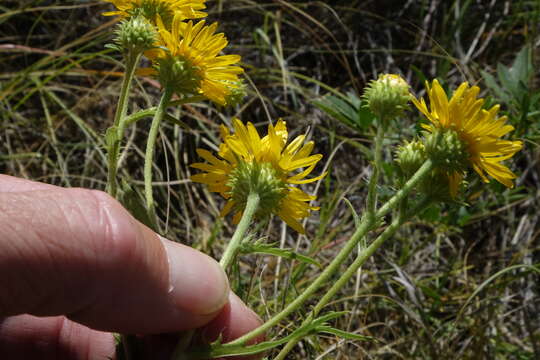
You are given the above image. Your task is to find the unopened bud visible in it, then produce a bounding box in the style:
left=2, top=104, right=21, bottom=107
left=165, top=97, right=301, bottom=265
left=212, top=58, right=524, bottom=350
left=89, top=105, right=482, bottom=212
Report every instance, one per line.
left=363, top=74, right=411, bottom=124
left=396, top=140, right=426, bottom=178
left=110, top=16, right=156, bottom=54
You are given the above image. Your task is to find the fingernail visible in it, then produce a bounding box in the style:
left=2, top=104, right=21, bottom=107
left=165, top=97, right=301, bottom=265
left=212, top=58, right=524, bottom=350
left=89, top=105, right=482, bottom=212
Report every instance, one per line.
left=160, top=237, right=229, bottom=315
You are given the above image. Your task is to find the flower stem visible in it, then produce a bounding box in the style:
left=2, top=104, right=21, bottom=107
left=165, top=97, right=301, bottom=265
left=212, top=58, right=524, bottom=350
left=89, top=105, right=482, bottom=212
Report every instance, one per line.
left=144, top=85, right=174, bottom=218
left=220, top=192, right=260, bottom=270
left=366, top=123, right=384, bottom=222
left=107, top=52, right=142, bottom=198
left=219, top=158, right=434, bottom=349
left=274, top=195, right=433, bottom=360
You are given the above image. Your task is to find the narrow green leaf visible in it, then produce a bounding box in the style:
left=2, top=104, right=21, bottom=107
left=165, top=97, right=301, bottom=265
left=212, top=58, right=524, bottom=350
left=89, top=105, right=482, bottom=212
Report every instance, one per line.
left=240, top=241, right=321, bottom=268
left=316, top=325, right=376, bottom=342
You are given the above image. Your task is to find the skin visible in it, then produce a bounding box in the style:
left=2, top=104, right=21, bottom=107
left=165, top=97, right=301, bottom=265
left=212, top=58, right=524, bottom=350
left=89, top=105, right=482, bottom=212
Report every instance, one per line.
left=0, top=175, right=262, bottom=359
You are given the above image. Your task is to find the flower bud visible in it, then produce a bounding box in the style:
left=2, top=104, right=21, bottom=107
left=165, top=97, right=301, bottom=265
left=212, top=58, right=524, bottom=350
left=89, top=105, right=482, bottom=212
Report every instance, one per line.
left=363, top=74, right=411, bottom=124
left=110, top=15, right=156, bottom=55
left=227, top=161, right=287, bottom=219
left=396, top=140, right=426, bottom=178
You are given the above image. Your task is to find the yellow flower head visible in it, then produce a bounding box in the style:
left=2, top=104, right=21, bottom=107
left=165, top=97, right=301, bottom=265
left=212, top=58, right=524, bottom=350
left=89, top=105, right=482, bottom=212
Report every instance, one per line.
left=191, top=119, right=326, bottom=234
left=103, top=0, right=206, bottom=26
left=412, top=79, right=523, bottom=196
left=148, top=15, right=243, bottom=105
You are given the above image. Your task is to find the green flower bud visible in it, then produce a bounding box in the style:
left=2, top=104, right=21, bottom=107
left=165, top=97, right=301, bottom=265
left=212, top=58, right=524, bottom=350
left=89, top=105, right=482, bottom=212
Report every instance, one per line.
left=424, top=128, right=468, bottom=173
left=227, top=161, right=287, bottom=219
left=110, top=15, right=156, bottom=54
left=223, top=80, right=247, bottom=107
left=396, top=140, right=427, bottom=178
left=363, top=74, right=411, bottom=124
left=155, top=56, right=201, bottom=96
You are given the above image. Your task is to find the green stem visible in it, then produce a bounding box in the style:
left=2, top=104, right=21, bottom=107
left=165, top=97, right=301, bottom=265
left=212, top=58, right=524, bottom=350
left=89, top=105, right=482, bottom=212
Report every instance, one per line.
left=376, top=159, right=433, bottom=219
left=274, top=196, right=433, bottom=360
left=220, top=192, right=260, bottom=270
left=219, top=158, right=434, bottom=349
left=172, top=193, right=260, bottom=360
left=123, top=96, right=206, bottom=128
left=144, top=85, right=174, bottom=217
left=366, top=124, right=384, bottom=222
left=107, top=52, right=142, bottom=198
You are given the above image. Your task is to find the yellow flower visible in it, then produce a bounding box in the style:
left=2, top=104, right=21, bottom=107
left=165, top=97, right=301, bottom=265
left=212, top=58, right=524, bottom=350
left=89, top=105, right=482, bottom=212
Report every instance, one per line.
left=149, top=15, right=243, bottom=105
left=191, top=119, right=326, bottom=233
left=412, top=79, right=523, bottom=196
left=103, top=0, right=206, bottom=26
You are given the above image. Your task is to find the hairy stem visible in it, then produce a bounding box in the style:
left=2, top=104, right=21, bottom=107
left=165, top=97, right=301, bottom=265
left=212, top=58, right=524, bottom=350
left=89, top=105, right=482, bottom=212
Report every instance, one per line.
left=216, top=159, right=434, bottom=351
left=366, top=124, right=384, bottom=222
left=144, top=86, right=173, bottom=218
left=220, top=192, right=260, bottom=270
left=274, top=196, right=433, bottom=359
left=107, top=52, right=142, bottom=198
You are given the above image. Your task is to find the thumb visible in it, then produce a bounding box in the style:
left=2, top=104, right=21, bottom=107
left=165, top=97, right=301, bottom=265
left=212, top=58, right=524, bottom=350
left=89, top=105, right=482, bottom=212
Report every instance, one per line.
left=0, top=187, right=229, bottom=333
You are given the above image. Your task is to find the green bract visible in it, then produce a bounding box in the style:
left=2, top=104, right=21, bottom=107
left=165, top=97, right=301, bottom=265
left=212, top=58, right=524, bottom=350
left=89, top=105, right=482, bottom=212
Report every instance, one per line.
left=363, top=74, right=411, bottom=123
left=227, top=161, right=287, bottom=219
left=112, top=15, right=156, bottom=54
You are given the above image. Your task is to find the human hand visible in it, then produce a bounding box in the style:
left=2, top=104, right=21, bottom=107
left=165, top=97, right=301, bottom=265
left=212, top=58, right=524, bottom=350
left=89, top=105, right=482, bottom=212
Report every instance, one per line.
left=0, top=175, right=261, bottom=359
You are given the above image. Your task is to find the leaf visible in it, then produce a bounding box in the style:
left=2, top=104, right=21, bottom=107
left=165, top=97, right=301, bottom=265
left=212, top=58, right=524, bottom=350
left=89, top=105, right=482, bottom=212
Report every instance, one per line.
left=342, top=198, right=361, bottom=229
left=313, top=93, right=374, bottom=132
left=497, top=62, right=517, bottom=97
left=480, top=70, right=510, bottom=103
left=200, top=312, right=351, bottom=358
left=119, top=180, right=157, bottom=231
left=509, top=46, right=533, bottom=87
left=105, top=126, right=118, bottom=148
left=316, top=325, right=376, bottom=342
left=239, top=240, right=321, bottom=268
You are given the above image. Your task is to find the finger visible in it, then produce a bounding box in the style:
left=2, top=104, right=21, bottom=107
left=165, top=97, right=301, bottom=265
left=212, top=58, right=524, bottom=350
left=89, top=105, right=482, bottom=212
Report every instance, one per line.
left=0, top=188, right=229, bottom=333
left=0, top=315, right=115, bottom=360
left=0, top=174, right=56, bottom=192
left=202, top=293, right=264, bottom=360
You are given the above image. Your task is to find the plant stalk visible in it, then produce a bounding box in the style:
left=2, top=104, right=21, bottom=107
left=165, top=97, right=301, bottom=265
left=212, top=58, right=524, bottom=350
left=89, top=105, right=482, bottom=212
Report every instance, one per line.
left=366, top=123, right=385, bottom=222
left=274, top=196, right=433, bottom=360
left=220, top=192, right=260, bottom=270
left=217, top=159, right=434, bottom=350
left=144, top=85, right=174, bottom=217
left=107, top=52, right=142, bottom=198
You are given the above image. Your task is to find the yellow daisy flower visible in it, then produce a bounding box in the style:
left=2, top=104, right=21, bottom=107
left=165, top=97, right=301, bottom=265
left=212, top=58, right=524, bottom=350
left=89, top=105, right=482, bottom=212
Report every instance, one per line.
left=149, top=15, right=243, bottom=105
left=412, top=79, right=523, bottom=196
left=103, top=0, right=206, bottom=26
left=191, top=119, right=326, bottom=234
